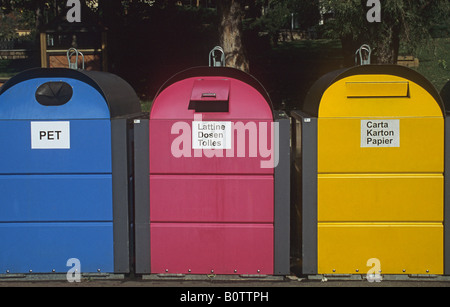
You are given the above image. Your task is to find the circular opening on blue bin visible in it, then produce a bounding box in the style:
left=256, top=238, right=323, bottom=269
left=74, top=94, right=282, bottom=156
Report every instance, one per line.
left=35, top=82, right=73, bottom=106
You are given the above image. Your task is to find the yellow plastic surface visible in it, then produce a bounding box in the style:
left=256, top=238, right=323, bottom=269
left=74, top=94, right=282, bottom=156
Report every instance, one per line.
left=346, top=81, right=409, bottom=97
left=318, top=117, right=444, bottom=173
left=315, top=73, right=444, bottom=275
left=319, top=75, right=443, bottom=118
left=318, top=174, right=443, bottom=222
left=318, top=223, right=443, bottom=275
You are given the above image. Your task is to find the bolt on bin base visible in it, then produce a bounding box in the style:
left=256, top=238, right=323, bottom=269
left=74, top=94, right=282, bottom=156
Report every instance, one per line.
left=141, top=274, right=287, bottom=282
left=307, top=274, right=364, bottom=282
left=307, top=274, right=450, bottom=282
left=0, top=273, right=125, bottom=282
left=382, top=274, right=450, bottom=282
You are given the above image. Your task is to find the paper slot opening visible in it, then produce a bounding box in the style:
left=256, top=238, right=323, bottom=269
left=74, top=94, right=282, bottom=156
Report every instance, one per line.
left=346, top=81, right=410, bottom=98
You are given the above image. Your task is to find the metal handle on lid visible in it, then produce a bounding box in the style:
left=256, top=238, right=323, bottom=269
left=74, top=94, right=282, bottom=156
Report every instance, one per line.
left=67, top=48, right=85, bottom=70
left=355, top=44, right=372, bottom=66
left=209, top=46, right=225, bottom=67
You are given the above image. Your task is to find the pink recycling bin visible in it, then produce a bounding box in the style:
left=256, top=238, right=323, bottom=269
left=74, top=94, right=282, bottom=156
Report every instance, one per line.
left=133, top=67, right=290, bottom=276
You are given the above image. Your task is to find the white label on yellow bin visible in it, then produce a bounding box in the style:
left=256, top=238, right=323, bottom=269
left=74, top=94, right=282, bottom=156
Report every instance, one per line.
left=31, top=121, right=70, bottom=149
left=361, top=119, right=400, bottom=148
left=192, top=121, right=232, bottom=150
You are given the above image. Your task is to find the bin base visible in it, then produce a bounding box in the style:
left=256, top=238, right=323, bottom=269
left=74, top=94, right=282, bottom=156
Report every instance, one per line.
left=306, top=274, right=450, bottom=282
left=0, top=273, right=125, bottom=282
left=140, top=274, right=286, bottom=282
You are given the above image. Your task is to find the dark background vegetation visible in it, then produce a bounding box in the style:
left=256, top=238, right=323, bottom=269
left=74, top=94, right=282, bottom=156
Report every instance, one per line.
left=0, top=0, right=449, bottom=112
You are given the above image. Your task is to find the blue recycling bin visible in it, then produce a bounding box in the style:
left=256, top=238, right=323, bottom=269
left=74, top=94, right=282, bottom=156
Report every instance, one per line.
left=0, top=68, right=141, bottom=275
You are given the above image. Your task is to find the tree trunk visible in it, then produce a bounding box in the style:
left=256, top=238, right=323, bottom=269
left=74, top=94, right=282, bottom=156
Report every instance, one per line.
left=373, top=24, right=401, bottom=64
left=341, top=24, right=402, bottom=66
left=217, top=0, right=249, bottom=72
left=35, top=0, right=46, bottom=30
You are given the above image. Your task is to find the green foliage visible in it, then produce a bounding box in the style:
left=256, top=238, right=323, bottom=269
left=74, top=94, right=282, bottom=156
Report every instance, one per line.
left=0, top=0, right=71, bottom=40
left=321, top=0, right=366, bottom=41
left=0, top=3, right=36, bottom=40
left=248, top=0, right=290, bottom=41
left=321, top=0, right=450, bottom=63
left=411, top=38, right=450, bottom=91
left=245, top=0, right=320, bottom=46
left=439, top=59, right=448, bottom=71
left=0, top=12, right=19, bottom=40
left=292, top=0, right=321, bottom=30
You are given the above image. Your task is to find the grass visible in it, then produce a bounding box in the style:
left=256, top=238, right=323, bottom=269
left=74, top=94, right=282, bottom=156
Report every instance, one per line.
left=407, top=37, right=450, bottom=93
left=140, top=100, right=153, bottom=113
left=0, top=59, right=17, bottom=78
left=0, top=57, right=38, bottom=79
left=248, top=37, right=450, bottom=111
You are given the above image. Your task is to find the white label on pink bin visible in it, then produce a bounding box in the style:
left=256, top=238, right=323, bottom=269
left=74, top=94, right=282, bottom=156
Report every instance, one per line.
left=192, top=121, right=232, bottom=150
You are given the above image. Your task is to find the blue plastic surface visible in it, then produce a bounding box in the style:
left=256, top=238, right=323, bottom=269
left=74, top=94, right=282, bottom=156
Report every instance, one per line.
left=0, top=73, right=118, bottom=274
left=0, top=78, right=111, bottom=120
left=0, top=222, right=114, bottom=273
left=0, top=120, right=112, bottom=174
left=0, top=174, right=113, bottom=222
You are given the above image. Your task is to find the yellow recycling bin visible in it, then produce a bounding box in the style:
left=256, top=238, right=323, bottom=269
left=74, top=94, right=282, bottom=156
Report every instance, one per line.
left=292, top=65, right=446, bottom=276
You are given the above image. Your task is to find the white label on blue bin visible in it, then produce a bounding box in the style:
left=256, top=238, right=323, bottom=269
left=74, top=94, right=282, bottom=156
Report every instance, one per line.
left=361, top=119, right=400, bottom=148
left=31, top=121, right=70, bottom=149
left=192, top=121, right=232, bottom=150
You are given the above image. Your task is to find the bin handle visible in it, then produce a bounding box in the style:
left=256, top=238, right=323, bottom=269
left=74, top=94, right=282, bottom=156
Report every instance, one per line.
left=67, top=48, right=85, bottom=70
left=209, top=46, right=225, bottom=67
left=355, top=44, right=372, bottom=66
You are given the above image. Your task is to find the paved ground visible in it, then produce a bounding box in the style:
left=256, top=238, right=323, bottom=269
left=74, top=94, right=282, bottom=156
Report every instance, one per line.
left=1, top=275, right=450, bottom=287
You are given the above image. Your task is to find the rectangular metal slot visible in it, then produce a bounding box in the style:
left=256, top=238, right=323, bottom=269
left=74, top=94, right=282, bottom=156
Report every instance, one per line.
left=346, top=82, right=409, bottom=98
left=189, top=79, right=230, bottom=112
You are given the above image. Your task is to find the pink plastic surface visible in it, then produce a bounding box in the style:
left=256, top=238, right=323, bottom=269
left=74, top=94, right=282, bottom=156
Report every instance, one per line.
left=150, top=223, right=274, bottom=275
left=150, top=77, right=273, bottom=120
left=150, top=175, right=274, bottom=223
left=149, top=119, right=275, bottom=174
left=190, top=79, right=230, bottom=101
left=149, top=74, right=274, bottom=275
